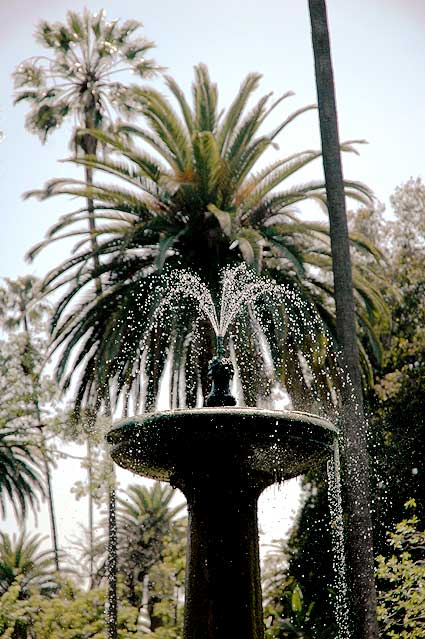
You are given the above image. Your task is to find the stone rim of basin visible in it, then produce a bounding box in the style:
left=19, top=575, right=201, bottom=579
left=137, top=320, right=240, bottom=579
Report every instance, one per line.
left=107, top=407, right=338, bottom=485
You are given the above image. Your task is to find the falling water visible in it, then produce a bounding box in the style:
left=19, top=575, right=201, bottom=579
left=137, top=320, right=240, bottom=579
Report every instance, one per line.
left=131, top=263, right=341, bottom=417
left=126, top=263, right=353, bottom=638
left=327, top=439, right=351, bottom=639
left=143, top=264, right=283, bottom=339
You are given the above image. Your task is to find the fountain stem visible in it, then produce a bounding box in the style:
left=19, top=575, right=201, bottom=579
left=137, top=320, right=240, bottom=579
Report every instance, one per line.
left=216, top=334, right=225, bottom=359
left=182, top=476, right=264, bottom=639
left=205, top=336, right=236, bottom=407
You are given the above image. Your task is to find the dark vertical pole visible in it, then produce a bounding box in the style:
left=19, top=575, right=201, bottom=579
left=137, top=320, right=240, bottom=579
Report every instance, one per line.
left=107, top=474, right=118, bottom=639
left=31, top=389, right=60, bottom=572
left=87, top=438, right=95, bottom=588
left=39, top=427, right=60, bottom=572
left=105, top=390, right=118, bottom=639
left=307, top=1, right=378, bottom=637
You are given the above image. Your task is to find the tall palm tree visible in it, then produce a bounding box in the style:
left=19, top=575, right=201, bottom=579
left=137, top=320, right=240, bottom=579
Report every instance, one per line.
left=308, top=1, right=378, bottom=637
left=15, top=14, right=161, bottom=627
left=27, top=65, right=387, bottom=413
left=14, top=9, right=159, bottom=143
left=14, top=9, right=160, bottom=289
left=0, top=530, right=58, bottom=597
left=0, top=277, right=60, bottom=571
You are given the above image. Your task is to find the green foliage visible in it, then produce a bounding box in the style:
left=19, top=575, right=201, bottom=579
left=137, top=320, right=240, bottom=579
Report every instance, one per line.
left=14, top=9, right=160, bottom=143
left=0, top=520, right=185, bottom=637
left=7, top=482, right=187, bottom=635
left=71, top=481, right=186, bottom=632
left=285, top=474, right=337, bottom=638
left=0, top=278, right=59, bottom=421
left=0, top=531, right=57, bottom=597
left=284, top=181, right=425, bottom=636
left=115, top=482, right=186, bottom=609
left=144, top=530, right=186, bottom=637
left=0, top=578, right=144, bottom=639
left=0, top=423, right=43, bottom=520
left=26, top=65, right=385, bottom=412
left=376, top=500, right=425, bottom=638
left=359, top=180, right=425, bottom=547
left=0, top=277, right=62, bottom=520
left=262, top=537, right=335, bottom=638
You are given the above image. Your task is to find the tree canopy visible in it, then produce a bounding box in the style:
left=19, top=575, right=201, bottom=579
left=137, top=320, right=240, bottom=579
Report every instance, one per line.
left=27, top=65, right=386, bottom=414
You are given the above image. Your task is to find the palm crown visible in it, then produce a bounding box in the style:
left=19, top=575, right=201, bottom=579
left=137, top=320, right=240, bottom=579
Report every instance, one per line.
left=116, top=483, right=185, bottom=603
left=0, top=427, right=44, bottom=520
left=28, top=65, right=388, bottom=411
left=14, top=9, right=160, bottom=143
left=0, top=531, right=58, bottom=596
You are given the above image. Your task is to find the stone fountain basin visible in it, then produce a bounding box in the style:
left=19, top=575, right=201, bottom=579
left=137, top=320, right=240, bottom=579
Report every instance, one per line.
left=107, top=407, right=337, bottom=486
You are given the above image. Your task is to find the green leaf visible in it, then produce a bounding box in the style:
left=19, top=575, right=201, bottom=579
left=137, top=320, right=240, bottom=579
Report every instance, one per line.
left=291, top=584, right=303, bottom=613
left=156, top=232, right=183, bottom=270
left=207, top=205, right=232, bottom=236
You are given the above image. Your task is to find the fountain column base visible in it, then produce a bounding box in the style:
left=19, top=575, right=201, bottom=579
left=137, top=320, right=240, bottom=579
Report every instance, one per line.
left=178, top=475, right=264, bottom=639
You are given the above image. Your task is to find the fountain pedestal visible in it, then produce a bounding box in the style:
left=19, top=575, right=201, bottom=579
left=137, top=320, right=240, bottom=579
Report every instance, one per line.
left=107, top=408, right=336, bottom=639
left=183, top=474, right=264, bottom=639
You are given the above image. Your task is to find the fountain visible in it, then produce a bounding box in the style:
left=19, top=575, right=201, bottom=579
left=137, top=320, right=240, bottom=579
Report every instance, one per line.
left=107, top=265, right=341, bottom=639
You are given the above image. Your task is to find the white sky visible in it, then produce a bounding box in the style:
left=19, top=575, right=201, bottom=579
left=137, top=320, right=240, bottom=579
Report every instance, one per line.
left=1, top=0, right=424, bottom=558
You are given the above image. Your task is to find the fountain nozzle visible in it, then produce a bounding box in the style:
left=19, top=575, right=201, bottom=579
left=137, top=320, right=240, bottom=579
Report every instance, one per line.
left=216, top=335, right=225, bottom=359
left=205, top=335, right=237, bottom=407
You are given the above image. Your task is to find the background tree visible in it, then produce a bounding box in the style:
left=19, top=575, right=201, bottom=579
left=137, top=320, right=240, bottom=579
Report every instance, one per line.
left=262, top=537, right=332, bottom=639
left=115, top=482, right=185, bottom=611
left=26, top=64, right=385, bottom=416
left=14, top=9, right=159, bottom=145
left=376, top=500, right=425, bottom=639
left=285, top=472, right=337, bottom=637
left=145, top=528, right=186, bottom=636
left=279, top=181, right=425, bottom=636
left=308, top=1, right=378, bottom=636
left=0, top=423, right=44, bottom=521
left=0, top=578, right=144, bottom=639
left=0, top=531, right=57, bottom=598
left=0, top=277, right=60, bottom=570
left=14, top=12, right=161, bottom=635
left=14, top=8, right=160, bottom=293
left=57, top=409, right=111, bottom=587
left=365, top=179, right=425, bottom=549
left=85, top=481, right=185, bottom=633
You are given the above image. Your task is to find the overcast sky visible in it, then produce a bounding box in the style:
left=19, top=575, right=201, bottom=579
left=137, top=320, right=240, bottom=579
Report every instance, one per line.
left=1, top=0, right=424, bottom=553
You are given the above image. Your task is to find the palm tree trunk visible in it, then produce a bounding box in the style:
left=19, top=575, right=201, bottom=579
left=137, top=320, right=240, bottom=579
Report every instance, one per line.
left=107, top=463, right=118, bottom=639
left=83, top=113, right=101, bottom=587
left=83, top=110, right=102, bottom=294
left=83, top=109, right=118, bottom=638
left=307, top=1, right=378, bottom=637
left=87, top=437, right=95, bottom=588
left=22, top=313, right=60, bottom=572
left=37, top=423, right=60, bottom=572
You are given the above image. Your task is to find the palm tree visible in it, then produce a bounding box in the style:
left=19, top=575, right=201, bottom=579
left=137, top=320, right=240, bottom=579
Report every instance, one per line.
left=0, top=277, right=60, bottom=571
left=14, top=9, right=159, bottom=143
left=14, top=9, right=160, bottom=290
left=116, top=482, right=185, bottom=629
left=308, top=1, right=378, bottom=637
left=0, top=427, right=44, bottom=521
left=0, top=530, right=58, bottom=597
left=27, top=65, right=387, bottom=413
left=15, top=14, right=161, bottom=625
left=87, top=482, right=185, bottom=625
